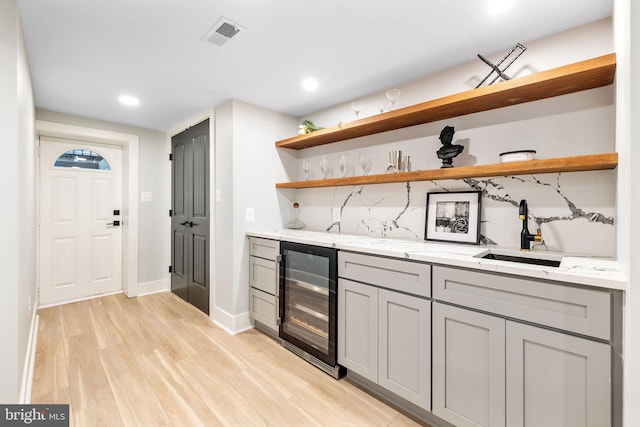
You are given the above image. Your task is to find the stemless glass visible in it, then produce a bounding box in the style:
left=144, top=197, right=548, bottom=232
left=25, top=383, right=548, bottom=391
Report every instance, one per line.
left=319, top=156, right=329, bottom=179
left=302, top=159, right=310, bottom=180
left=337, top=154, right=349, bottom=177
left=359, top=153, right=372, bottom=176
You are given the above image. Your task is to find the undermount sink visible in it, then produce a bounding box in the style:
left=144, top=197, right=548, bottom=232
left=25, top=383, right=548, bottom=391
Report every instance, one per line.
left=475, top=249, right=562, bottom=268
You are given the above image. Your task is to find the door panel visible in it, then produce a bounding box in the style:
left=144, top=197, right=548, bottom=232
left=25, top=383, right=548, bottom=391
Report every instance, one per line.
left=171, top=119, right=210, bottom=314
left=39, top=137, right=123, bottom=305
left=433, top=303, right=506, bottom=427
left=378, top=289, right=431, bottom=410
left=506, top=321, right=611, bottom=427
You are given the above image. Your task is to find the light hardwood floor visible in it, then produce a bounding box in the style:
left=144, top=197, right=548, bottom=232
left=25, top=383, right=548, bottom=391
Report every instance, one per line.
left=31, top=291, right=424, bottom=426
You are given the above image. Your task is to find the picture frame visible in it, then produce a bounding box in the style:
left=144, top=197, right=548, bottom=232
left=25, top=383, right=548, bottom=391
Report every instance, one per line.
left=425, top=191, right=481, bottom=244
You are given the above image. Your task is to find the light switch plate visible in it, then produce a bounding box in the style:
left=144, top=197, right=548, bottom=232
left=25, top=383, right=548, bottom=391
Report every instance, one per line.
left=141, top=192, right=152, bottom=202
left=246, top=208, right=255, bottom=222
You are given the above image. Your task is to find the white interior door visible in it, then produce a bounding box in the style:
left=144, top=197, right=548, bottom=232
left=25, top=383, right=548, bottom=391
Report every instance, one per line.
left=39, top=137, right=123, bottom=305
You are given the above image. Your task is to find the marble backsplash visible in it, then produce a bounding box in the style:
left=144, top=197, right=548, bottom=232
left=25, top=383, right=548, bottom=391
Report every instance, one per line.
left=288, top=169, right=616, bottom=258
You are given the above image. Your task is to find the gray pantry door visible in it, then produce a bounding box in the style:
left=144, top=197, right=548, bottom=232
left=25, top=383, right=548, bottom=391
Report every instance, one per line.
left=171, top=119, right=210, bottom=314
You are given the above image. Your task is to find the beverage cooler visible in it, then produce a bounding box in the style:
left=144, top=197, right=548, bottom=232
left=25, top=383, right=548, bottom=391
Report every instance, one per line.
left=278, top=241, right=343, bottom=378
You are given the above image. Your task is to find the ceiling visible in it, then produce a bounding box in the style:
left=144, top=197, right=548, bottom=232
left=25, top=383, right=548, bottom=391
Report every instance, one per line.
left=18, top=0, right=612, bottom=132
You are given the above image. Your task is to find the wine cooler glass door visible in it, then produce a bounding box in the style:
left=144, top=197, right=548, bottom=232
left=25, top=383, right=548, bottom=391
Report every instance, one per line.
left=279, top=242, right=337, bottom=366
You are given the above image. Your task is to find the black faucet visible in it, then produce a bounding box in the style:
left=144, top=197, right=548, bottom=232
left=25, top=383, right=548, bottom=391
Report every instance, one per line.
left=519, top=199, right=542, bottom=251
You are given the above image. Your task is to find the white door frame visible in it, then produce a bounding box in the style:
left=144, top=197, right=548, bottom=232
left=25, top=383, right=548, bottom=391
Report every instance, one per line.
left=36, top=120, right=139, bottom=299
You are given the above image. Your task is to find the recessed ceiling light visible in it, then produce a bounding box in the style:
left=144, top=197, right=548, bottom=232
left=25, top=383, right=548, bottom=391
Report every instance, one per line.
left=487, top=0, right=514, bottom=14
left=118, top=95, right=140, bottom=106
left=301, top=78, right=318, bottom=91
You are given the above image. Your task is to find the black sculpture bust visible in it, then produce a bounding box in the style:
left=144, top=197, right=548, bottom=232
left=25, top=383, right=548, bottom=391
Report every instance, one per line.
left=436, top=125, right=464, bottom=168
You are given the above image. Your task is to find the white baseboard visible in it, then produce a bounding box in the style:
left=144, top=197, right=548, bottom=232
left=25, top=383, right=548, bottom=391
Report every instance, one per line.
left=137, top=278, right=169, bottom=296
left=212, top=306, right=252, bottom=335
left=19, top=310, right=39, bottom=404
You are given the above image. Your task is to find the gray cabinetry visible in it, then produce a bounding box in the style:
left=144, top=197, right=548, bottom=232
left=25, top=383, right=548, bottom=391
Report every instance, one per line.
left=433, top=266, right=611, bottom=340
left=432, top=302, right=505, bottom=427
left=338, top=252, right=431, bottom=411
left=506, top=322, right=611, bottom=427
left=248, top=237, right=280, bottom=334
left=432, top=265, right=615, bottom=427
left=338, top=278, right=378, bottom=383
left=378, top=289, right=430, bottom=409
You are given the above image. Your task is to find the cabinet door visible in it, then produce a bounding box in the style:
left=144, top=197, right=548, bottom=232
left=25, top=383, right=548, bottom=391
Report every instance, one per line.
left=378, top=289, right=431, bottom=410
left=249, top=255, right=277, bottom=295
left=432, top=303, right=506, bottom=427
left=338, top=279, right=378, bottom=383
left=506, top=321, right=611, bottom=427
left=248, top=237, right=279, bottom=261
left=249, top=287, right=278, bottom=332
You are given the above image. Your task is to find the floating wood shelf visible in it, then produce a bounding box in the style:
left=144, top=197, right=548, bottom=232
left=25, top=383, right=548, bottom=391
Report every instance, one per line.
left=275, top=153, right=618, bottom=189
left=276, top=54, right=616, bottom=150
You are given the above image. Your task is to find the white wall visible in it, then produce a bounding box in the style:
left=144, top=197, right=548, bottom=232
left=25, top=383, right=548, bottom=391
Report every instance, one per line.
left=0, top=0, right=36, bottom=403
left=212, top=100, right=297, bottom=331
left=35, top=109, right=169, bottom=286
left=614, top=0, right=640, bottom=425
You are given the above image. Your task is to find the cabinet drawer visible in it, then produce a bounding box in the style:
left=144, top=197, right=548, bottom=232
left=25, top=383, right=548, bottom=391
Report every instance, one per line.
left=249, top=237, right=279, bottom=261
left=250, top=255, right=277, bottom=295
left=339, top=252, right=430, bottom=298
left=433, top=266, right=611, bottom=340
left=250, top=287, right=278, bottom=332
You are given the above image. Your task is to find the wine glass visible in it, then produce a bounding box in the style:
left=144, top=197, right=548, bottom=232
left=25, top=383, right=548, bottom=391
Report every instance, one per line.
left=385, top=88, right=401, bottom=110
left=337, top=154, right=349, bottom=177
left=359, top=153, right=372, bottom=176
left=319, top=156, right=329, bottom=179
left=302, top=159, right=310, bottom=180
left=351, top=101, right=363, bottom=119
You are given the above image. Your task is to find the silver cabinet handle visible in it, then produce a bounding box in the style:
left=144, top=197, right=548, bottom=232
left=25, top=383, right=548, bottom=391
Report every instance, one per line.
left=275, top=254, right=282, bottom=325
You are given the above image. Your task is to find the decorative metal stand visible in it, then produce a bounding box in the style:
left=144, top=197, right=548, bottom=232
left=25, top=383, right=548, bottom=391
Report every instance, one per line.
left=475, top=43, right=527, bottom=88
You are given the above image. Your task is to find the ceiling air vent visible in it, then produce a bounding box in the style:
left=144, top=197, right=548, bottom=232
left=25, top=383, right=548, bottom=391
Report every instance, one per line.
left=201, top=17, right=245, bottom=47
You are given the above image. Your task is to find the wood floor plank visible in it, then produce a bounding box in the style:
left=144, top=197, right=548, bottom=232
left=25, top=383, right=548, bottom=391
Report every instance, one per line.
left=31, top=326, right=68, bottom=398
left=30, top=386, right=70, bottom=405
left=87, top=298, right=124, bottom=349
left=74, top=398, right=124, bottom=427
left=98, top=343, right=171, bottom=426
left=65, top=333, right=113, bottom=410
left=228, top=368, right=321, bottom=426
left=37, top=305, right=61, bottom=330
left=136, top=349, right=224, bottom=427
left=176, top=356, right=269, bottom=426
left=33, top=291, right=423, bottom=426
left=59, top=301, right=90, bottom=338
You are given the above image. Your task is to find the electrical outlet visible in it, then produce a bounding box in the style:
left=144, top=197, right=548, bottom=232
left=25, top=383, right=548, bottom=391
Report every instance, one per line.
left=331, top=207, right=341, bottom=222
left=246, top=208, right=255, bottom=222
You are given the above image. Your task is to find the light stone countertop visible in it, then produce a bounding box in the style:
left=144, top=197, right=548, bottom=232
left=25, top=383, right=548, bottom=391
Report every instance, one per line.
left=246, top=229, right=626, bottom=291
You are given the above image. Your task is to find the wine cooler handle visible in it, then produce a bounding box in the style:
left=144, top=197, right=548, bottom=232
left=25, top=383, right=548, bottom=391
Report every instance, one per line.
left=275, top=254, right=282, bottom=326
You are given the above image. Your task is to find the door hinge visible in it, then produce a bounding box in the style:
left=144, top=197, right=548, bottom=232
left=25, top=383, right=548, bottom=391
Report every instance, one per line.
left=169, top=153, right=173, bottom=161
left=169, top=209, right=172, bottom=217
left=169, top=266, right=173, bottom=273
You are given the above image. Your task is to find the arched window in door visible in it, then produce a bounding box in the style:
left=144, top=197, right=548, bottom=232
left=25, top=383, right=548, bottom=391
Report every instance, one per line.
left=53, top=149, right=111, bottom=170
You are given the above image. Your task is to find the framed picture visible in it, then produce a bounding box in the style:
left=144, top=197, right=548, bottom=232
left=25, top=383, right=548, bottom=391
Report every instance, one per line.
left=425, top=191, right=481, bottom=244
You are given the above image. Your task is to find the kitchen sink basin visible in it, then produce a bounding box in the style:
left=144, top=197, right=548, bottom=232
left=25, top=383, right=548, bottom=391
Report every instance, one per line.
left=475, top=250, right=562, bottom=267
